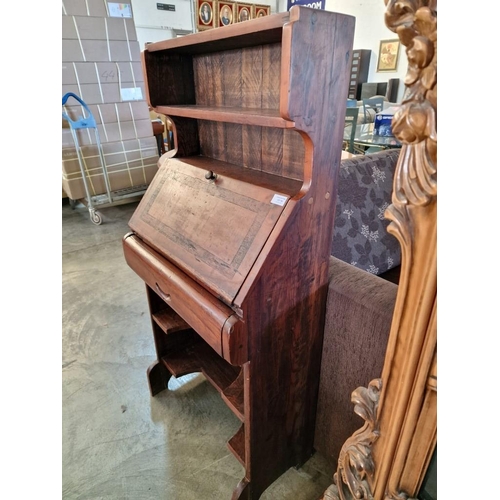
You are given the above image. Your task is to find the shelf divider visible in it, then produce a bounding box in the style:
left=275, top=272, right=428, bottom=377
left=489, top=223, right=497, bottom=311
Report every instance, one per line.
left=221, top=369, right=244, bottom=422
left=227, top=424, right=246, bottom=467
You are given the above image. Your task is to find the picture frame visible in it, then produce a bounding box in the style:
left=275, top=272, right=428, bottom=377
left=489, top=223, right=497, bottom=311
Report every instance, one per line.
left=217, top=1, right=236, bottom=27
left=236, top=2, right=253, bottom=22
left=196, top=0, right=215, bottom=31
left=253, top=4, right=270, bottom=18
left=377, top=39, right=400, bottom=72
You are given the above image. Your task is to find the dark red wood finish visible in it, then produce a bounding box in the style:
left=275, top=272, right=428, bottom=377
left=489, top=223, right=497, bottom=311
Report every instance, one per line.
left=124, top=6, right=355, bottom=499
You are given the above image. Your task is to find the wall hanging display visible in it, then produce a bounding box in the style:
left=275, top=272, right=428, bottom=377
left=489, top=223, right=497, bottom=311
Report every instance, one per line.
left=236, top=1, right=252, bottom=22
left=377, top=39, right=400, bottom=72
left=196, top=0, right=269, bottom=29
left=218, top=1, right=236, bottom=25
left=253, top=4, right=270, bottom=17
left=196, top=0, right=216, bottom=30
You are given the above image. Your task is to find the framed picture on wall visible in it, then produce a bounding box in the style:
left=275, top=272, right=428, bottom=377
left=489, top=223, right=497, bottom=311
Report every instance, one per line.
left=253, top=4, right=270, bottom=18
left=377, top=39, right=400, bottom=72
left=217, top=1, right=236, bottom=26
left=236, top=2, right=252, bottom=22
left=197, top=0, right=215, bottom=30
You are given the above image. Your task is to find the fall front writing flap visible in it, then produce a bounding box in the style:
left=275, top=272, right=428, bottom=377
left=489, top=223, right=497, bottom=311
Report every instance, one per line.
left=128, top=157, right=295, bottom=305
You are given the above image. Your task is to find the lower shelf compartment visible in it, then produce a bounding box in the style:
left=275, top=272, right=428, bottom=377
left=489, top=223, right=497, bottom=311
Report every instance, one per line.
left=227, top=424, right=246, bottom=467
left=152, top=307, right=191, bottom=333
left=161, top=330, right=240, bottom=394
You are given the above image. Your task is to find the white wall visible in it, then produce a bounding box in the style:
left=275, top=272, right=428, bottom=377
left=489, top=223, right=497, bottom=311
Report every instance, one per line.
left=129, top=0, right=405, bottom=100
left=324, top=0, right=407, bottom=102
left=277, top=0, right=407, bottom=102
left=130, top=0, right=196, bottom=48
left=131, top=0, right=277, bottom=49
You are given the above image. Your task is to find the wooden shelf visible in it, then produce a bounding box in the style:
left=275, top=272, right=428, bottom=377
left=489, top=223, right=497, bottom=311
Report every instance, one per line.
left=221, top=369, right=244, bottom=422
left=161, top=332, right=239, bottom=393
left=173, top=156, right=303, bottom=197
left=152, top=307, right=191, bottom=334
left=227, top=424, right=246, bottom=467
left=145, top=12, right=290, bottom=55
left=155, top=105, right=295, bottom=129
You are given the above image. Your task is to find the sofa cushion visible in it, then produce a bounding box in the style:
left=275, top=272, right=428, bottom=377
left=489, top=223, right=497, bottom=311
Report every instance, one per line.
left=332, top=149, right=401, bottom=275
left=314, top=256, right=397, bottom=466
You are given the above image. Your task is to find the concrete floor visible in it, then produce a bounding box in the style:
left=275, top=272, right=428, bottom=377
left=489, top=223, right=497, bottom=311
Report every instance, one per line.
left=62, top=199, right=334, bottom=500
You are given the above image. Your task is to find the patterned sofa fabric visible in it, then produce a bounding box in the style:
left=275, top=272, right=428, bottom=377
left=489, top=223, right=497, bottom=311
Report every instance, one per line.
left=332, top=149, right=401, bottom=276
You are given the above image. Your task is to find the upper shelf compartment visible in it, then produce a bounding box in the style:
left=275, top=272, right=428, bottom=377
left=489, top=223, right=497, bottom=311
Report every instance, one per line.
left=141, top=11, right=298, bottom=127
left=143, top=12, right=291, bottom=56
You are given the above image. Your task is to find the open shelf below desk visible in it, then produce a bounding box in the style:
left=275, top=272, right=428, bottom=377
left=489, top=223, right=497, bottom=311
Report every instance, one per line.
left=152, top=307, right=191, bottom=334
left=155, top=105, right=295, bottom=129
left=161, top=331, right=239, bottom=391
left=159, top=330, right=244, bottom=423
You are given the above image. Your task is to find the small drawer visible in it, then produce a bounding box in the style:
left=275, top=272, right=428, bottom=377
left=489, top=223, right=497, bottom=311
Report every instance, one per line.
left=123, top=232, right=246, bottom=363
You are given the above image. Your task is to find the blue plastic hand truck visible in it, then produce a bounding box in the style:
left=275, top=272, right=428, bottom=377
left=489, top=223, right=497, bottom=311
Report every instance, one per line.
left=62, top=92, right=148, bottom=225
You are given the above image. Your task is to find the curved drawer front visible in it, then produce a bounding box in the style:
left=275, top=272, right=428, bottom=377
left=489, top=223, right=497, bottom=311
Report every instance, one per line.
left=123, top=233, right=235, bottom=357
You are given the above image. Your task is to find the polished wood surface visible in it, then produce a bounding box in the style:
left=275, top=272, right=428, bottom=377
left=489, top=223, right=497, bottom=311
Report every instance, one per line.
left=128, top=158, right=293, bottom=304
left=123, top=233, right=240, bottom=360
left=125, top=6, right=355, bottom=498
left=321, top=1, right=437, bottom=498
left=155, top=105, right=296, bottom=128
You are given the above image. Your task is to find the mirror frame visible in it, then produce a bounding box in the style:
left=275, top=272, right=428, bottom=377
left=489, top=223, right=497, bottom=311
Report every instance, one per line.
left=321, top=1, right=437, bottom=498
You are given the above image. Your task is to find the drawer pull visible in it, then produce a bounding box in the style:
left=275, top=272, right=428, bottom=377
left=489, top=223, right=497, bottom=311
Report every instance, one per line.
left=205, top=170, right=217, bottom=181
left=155, top=282, right=171, bottom=301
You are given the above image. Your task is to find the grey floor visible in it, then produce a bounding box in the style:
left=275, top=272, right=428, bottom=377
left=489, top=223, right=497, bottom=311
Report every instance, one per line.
left=62, top=199, right=334, bottom=500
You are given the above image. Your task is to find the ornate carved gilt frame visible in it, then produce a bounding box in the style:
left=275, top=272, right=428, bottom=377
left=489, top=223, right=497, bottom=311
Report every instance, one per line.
left=322, top=1, right=437, bottom=498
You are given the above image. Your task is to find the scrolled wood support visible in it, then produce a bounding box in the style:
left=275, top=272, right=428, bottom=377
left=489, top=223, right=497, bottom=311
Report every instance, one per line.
left=320, top=379, right=381, bottom=500
left=321, top=1, right=437, bottom=499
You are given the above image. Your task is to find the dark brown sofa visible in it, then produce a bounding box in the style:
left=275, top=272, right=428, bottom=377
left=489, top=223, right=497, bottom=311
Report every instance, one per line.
left=314, top=149, right=400, bottom=467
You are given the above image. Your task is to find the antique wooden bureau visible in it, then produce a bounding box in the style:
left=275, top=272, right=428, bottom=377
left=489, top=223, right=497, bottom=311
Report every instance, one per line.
left=122, top=7, right=354, bottom=499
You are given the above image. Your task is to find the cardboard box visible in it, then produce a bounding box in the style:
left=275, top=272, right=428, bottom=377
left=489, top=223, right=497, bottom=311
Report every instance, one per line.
left=63, top=15, right=138, bottom=42
left=62, top=137, right=159, bottom=200
left=62, top=0, right=132, bottom=18
left=62, top=1, right=153, bottom=201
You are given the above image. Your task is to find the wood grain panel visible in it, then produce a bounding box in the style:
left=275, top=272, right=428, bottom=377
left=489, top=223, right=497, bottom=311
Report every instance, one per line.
left=221, top=49, right=243, bottom=107
left=191, top=53, right=212, bottom=159
left=283, top=129, right=305, bottom=180
left=211, top=51, right=227, bottom=162
left=241, top=46, right=263, bottom=170
left=143, top=51, right=195, bottom=107
left=223, top=51, right=243, bottom=165
left=261, top=43, right=283, bottom=177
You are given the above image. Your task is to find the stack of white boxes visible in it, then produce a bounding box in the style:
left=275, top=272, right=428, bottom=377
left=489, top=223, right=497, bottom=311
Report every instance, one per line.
left=62, top=0, right=159, bottom=200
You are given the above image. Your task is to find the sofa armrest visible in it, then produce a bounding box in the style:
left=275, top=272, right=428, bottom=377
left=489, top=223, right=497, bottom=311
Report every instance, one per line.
left=314, top=256, right=398, bottom=467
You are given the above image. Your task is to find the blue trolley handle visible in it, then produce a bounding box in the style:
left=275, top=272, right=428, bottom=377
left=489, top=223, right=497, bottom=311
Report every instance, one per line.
left=62, top=92, right=97, bottom=130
